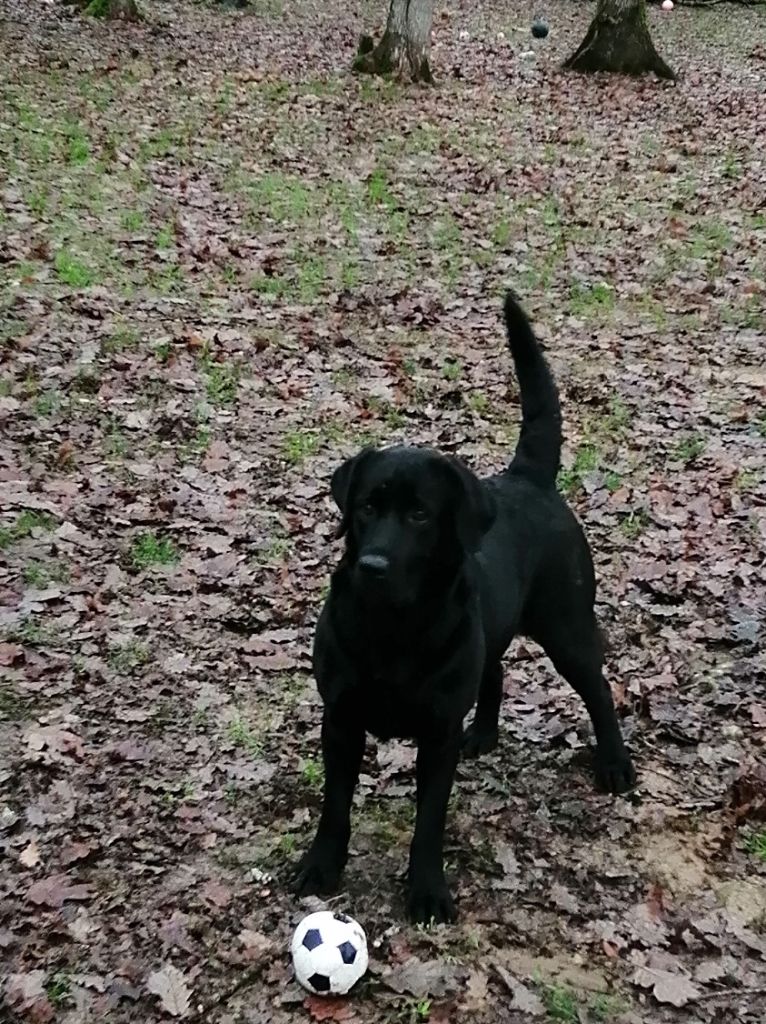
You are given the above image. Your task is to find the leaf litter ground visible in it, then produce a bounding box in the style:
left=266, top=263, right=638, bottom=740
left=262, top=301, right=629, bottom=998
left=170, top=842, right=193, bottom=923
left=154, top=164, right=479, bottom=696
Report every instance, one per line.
left=1, top=1, right=765, bottom=1022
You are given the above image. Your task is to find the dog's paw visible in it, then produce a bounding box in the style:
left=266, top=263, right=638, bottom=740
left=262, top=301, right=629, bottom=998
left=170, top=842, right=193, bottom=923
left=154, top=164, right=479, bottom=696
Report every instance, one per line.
left=594, top=749, right=637, bottom=795
left=461, top=722, right=499, bottom=759
left=293, top=848, right=344, bottom=896
left=407, top=877, right=457, bottom=925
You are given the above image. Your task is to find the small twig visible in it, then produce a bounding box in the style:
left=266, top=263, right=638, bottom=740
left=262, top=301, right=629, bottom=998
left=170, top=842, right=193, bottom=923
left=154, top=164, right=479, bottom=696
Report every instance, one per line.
left=696, top=986, right=766, bottom=1001
left=671, top=0, right=766, bottom=6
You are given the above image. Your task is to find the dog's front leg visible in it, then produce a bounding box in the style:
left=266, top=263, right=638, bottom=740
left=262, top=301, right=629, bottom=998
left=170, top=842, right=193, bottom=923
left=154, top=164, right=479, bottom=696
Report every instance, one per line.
left=295, top=705, right=365, bottom=896
left=408, top=728, right=461, bottom=924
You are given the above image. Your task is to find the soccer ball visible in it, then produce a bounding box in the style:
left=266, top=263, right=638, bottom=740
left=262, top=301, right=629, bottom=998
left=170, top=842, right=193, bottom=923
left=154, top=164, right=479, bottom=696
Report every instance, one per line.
left=291, top=911, right=368, bottom=995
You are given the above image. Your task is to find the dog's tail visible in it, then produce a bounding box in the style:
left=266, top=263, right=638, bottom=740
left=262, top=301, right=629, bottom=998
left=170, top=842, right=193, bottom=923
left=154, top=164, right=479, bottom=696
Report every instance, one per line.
left=504, top=291, right=562, bottom=487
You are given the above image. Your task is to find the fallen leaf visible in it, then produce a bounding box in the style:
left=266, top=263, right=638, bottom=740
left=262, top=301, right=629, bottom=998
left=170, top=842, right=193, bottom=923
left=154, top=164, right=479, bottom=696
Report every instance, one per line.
left=19, top=839, right=41, bottom=868
left=750, top=704, right=766, bottom=728
left=550, top=882, right=579, bottom=914
left=68, top=909, right=99, bottom=943
left=304, top=994, right=356, bottom=1021
left=201, top=879, right=232, bottom=908
left=493, top=963, right=544, bottom=1015
left=26, top=873, right=91, bottom=908
left=146, top=964, right=192, bottom=1018
left=461, top=969, right=488, bottom=1011
left=0, top=642, right=24, bottom=666
left=157, top=912, right=195, bottom=954
left=26, top=725, right=84, bottom=763
left=495, top=842, right=519, bottom=879
left=5, top=971, right=55, bottom=1022
left=239, top=928, right=275, bottom=958
left=632, top=966, right=701, bottom=1007
left=383, top=957, right=465, bottom=998
left=60, top=840, right=95, bottom=865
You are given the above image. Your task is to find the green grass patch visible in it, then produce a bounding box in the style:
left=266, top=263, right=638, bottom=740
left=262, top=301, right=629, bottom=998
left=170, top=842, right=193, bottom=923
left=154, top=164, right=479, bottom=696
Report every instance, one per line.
left=539, top=983, right=625, bottom=1023
left=6, top=615, right=60, bottom=648
left=225, top=713, right=262, bottom=756
left=620, top=509, right=650, bottom=539
left=367, top=166, right=395, bottom=210
left=0, top=510, right=55, bottom=550
left=54, top=249, right=93, bottom=288
left=102, top=324, right=140, bottom=354
left=601, top=396, right=631, bottom=437
left=130, top=532, right=178, bottom=569
left=672, top=433, right=706, bottom=464
left=121, top=208, right=145, bottom=231
left=296, top=255, right=326, bottom=302
left=282, top=429, right=319, bottom=465
left=245, top=172, right=311, bottom=224
left=34, top=389, right=65, bottom=417
left=745, top=829, right=766, bottom=862
left=23, top=560, right=69, bottom=587
left=442, top=358, right=462, bottom=383
left=734, top=469, right=760, bottom=492
left=205, top=363, right=239, bottom=405
left=250, top=273, right=286, bottom=297
left=108, top=640, right=150, bottom=673
left=0, top=684, right=29, bottom=721
left=557, top=444, right=600, bottom=496
left=541, top=983, right=578, bottom=1022
left=688, top=219, right=732, bottom=259
left=46, top=971, right=72, bottom=1009
left=65, top=125, right=90, bottom=165
left=568, top=281, right=615, bottom=320
left=301, top=757, right=324, bottom=792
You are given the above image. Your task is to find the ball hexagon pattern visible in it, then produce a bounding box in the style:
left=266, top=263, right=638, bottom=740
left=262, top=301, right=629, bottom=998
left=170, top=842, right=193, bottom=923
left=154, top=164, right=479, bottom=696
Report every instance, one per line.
left=291, top=911, right=369, bottom=995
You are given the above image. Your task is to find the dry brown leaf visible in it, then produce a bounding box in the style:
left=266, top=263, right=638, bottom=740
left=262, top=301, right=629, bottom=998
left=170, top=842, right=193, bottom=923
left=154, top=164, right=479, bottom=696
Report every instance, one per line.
left=26, top=873, right=91, bottom=908
left=632, top=966, right=701, bottom=1007
left=26, top=725, right=84, bottom=763
left=5, top=971, right=55, bottom=1023
left=304, top=994, right=357, bottom=1021
left=494, top=963, right=544, bottom=1016
left=19, top=839, right=41, bottom=868
left=146, top=964, right=192, bottom=1018
left=383, top=957, right=465, bottom=999
left=239, top=928, right=275, bottom=959
left=461, top=969, right=488, bottom=1011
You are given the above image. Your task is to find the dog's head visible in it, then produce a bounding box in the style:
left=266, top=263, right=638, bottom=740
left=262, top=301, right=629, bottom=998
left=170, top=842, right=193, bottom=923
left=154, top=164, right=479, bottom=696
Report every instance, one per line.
left=330, top=446, right=496, bottom=607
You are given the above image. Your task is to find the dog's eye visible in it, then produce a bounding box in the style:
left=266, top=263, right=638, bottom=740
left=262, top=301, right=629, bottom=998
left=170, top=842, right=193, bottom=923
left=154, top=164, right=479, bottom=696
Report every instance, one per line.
left=408, top=508, right=429, bottom=525
left=359, top=502, right=375, bottom=518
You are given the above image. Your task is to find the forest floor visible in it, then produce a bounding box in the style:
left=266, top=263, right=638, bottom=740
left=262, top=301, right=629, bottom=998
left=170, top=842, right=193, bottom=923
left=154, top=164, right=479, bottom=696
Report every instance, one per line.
left=1, top=1, right=765, bottom=1022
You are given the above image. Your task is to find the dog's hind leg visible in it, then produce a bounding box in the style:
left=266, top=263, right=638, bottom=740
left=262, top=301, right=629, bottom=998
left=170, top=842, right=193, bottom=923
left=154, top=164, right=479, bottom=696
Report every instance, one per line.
left=462, top=661, right=503, bottom=758
left=536, top=618, right=636, bottom=794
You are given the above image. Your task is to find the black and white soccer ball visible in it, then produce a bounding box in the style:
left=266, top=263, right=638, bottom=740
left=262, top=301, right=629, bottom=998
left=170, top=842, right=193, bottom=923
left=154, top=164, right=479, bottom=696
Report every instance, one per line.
left=291, top=911, right=368, bottom=995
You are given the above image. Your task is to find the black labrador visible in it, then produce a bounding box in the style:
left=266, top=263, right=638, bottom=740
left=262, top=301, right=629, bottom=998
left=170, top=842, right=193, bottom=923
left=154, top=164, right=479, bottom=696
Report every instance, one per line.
left=295, top=293, right=636, bottom=924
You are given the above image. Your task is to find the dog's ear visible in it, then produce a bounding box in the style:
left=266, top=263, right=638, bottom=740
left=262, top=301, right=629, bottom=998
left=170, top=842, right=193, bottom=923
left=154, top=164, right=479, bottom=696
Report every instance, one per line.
left=330, top=447, right=375, bottom=538
left=445, top=457, right=496, bottom=552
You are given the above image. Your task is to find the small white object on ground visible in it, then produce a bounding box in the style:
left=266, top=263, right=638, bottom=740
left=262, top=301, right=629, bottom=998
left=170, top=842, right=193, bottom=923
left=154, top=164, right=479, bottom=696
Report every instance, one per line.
left=291, top=911, right=369, bottom=996
left=458, top=29, right=470, bottom=42
left=662, top=0, right=674, bottom=10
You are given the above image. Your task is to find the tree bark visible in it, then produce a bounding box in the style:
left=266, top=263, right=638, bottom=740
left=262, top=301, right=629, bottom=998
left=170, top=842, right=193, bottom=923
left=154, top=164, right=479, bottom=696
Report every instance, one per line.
left=565, top=0, right=674, bottom=79
left=353, top=0, right=436, bottom=84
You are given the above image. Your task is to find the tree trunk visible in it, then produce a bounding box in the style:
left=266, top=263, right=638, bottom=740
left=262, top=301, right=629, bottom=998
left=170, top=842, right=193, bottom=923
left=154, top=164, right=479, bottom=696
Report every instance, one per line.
left=565, top=0, right=674, bottom=79
left=353, top=0, right=436, bottom=84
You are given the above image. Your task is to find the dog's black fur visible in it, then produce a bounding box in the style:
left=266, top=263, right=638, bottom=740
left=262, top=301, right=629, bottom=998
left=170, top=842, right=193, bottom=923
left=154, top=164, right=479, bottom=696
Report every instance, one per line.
left=295, top=293, right=636, bottom=924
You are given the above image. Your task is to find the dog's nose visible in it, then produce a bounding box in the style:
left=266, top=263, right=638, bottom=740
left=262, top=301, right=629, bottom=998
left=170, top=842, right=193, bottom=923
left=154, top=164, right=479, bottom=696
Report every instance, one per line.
left=358, top=554, right=389, bottom=578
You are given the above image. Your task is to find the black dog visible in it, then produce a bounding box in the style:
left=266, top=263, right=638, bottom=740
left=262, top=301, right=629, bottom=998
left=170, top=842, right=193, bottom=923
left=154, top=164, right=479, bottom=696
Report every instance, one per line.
left=295, top=293, right=636, bottom=924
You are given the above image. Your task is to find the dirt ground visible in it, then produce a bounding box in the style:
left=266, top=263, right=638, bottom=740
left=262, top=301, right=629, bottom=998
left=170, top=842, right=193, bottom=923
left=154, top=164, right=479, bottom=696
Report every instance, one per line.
left=1, top=1, right=765, bottom=1022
